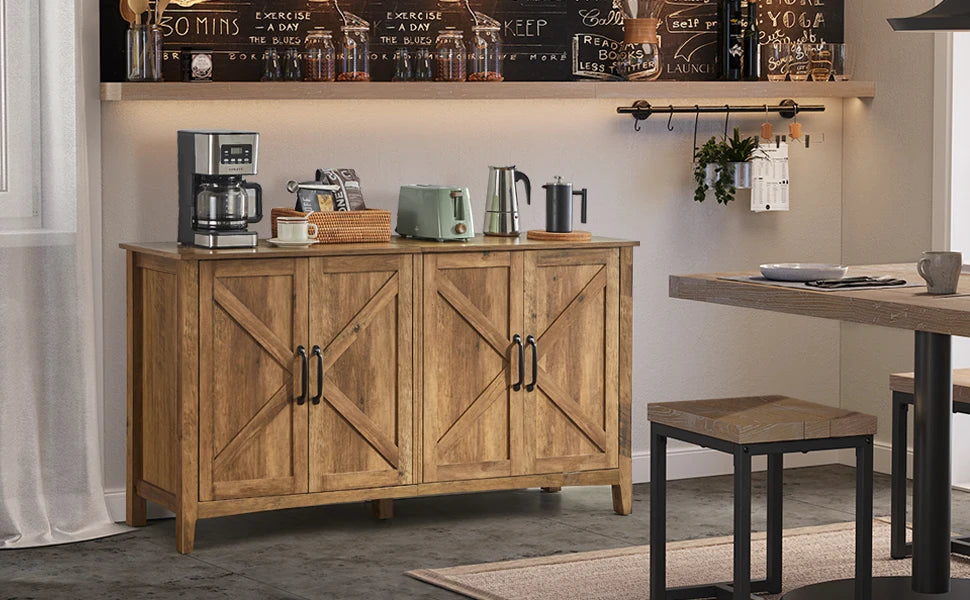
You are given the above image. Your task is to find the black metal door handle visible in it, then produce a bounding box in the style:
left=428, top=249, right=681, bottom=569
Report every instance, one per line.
left=311, top=345, right=323, bottom=405
left=296, top=346, right=308, bottom=405
left=512, top=334, right=524, bottom=391
left=526, top=335, right=538, bottom=392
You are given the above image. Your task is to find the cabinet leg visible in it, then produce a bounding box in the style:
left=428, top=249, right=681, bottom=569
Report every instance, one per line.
left=612, top=479, right=632, bottom=515
left=541, top=487, right=562, bottom=493
left=126, top=485, right=147, bottom=527
left=175, top=512, right=197, bottom=554
left=371, top=499, right=393, bottom=520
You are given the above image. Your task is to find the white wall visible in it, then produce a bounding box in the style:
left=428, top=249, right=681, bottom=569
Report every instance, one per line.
left=949, top=32, right=970, bottom=489
left=101, top=96, right=847, bottom=497
left=840, top=1, right=937, bottom=471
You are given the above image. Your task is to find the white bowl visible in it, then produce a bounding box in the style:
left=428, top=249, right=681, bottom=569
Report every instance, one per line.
left=759, top=263, right=848, bottom=282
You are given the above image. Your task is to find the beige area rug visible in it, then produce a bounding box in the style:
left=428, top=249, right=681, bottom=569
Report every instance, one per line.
left=407, top=520, right=970, bottom=600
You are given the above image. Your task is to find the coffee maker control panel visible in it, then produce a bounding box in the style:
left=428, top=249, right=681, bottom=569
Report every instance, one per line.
left=190, top=131, right=259, bottom=177
left=221, top=144, right=253, bottom=165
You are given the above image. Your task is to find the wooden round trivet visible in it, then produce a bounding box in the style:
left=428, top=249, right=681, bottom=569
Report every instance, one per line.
left=526, top=230, right=593, bottom=242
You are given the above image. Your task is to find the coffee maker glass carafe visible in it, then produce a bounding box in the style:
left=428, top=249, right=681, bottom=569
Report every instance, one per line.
left=194, top=176, right=262, bottom=231
left=484, top=166, right=531, bottom=237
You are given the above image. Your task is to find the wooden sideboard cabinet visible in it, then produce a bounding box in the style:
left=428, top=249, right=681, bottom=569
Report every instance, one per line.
left=123, top=237, right=636, bottom=553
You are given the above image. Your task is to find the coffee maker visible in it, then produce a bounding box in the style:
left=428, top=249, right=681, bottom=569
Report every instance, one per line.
left=178, top=130, right=263, bottom=248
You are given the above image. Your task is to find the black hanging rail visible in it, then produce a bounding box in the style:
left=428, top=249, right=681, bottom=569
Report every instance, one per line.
left=618, top=99, right=825, bottom=124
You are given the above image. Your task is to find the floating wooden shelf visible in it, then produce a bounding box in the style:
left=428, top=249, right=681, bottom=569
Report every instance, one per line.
left=100, top=80, right=875, bottom=102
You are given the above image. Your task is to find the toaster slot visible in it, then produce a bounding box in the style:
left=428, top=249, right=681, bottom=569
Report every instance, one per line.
left=451, top=190, right=465, bottom=221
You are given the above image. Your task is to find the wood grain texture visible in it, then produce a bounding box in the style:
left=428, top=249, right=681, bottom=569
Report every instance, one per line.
left=176, top=261, right=199, bottom=554
left=648, top=396, right=878, bottom=444
left=526, top=250, right=619, bottom=477
left=126, top=252, right=147, bottom=527
left=140, top=266, right=179, bottom=494
left=309, top=255, right=412, bottom=493
left=890, top=369, right=970, bottom=406
left=101, top=80, right=876, bottom=102
left=119, top=236, right=638, bottom=262
left=526, top=230, right=593, bottom=242
left=670, top=264, right=970, bottom=337
left=196, top=468, right=620, bottom=519
left=613, top=246, right=634, bottom=516
left=371, top=499, right=394, bottom=520
left=199, top=259, right=308, bottom=504
left=422, top=252, right=521, bottom=483
left=136, top=480, right=177, bottom=512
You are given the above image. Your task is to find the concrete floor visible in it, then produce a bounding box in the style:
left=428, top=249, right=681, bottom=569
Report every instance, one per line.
left=3, top=465, right=970, bottom=599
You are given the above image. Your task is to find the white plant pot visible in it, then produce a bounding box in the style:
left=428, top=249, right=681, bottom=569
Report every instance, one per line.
left=705, top=161, right=752, bottom=190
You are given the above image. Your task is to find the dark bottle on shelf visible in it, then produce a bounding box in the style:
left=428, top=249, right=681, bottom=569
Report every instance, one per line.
left=719, top=0, right=742, bottom=80
left=743, top=0, right=761, bottom=80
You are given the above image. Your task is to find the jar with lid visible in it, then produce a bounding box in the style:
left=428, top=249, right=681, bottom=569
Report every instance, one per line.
left=305, top=30, right=335, bottom=81
left=284, top=48, right=303, bottom=81
left=434, top=30, right=466, bottom=81
left=614, top=0, right=663, bottom=81
left=261, top=48, right=283, bottom=81
left=337, top=25, right=371, bottom=81
left=468, top=19, right=503, bottom=81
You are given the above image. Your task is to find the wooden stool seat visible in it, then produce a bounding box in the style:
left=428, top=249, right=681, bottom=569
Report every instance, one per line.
left=649, top=396, right=875, bottom=600
left=889, top=370, right=970, bottom=560
left=648, top=395, right=877, bottom=445
left=890, top=369, right=970, bottom=404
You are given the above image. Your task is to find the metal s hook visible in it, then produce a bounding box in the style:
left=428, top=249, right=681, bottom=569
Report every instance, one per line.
left=634, top=118, right=642, bottom=133
left=692, top=105, right=700, bottom=154
left=666, top=106, right=675, bottom=131
left=723, top=104, right=731, bottom=139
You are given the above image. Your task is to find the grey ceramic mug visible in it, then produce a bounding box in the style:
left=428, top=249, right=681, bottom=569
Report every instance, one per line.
left=917, top=251, right=962, bottom=294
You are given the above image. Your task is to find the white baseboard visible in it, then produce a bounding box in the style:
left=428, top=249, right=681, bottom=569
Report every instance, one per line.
left=104, top=488, right=173, bottom=522
left=632, top=444, right=848, bottom=484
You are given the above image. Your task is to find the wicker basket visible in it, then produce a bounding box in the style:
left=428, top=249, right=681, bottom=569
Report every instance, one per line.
left=271, top=208, right=391, bottom=244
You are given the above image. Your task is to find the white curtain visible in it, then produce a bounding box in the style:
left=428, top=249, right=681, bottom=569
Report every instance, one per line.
left=0, top=0, right=127, bottom=548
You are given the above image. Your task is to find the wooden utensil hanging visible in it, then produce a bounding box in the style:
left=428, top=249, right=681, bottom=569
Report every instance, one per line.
left=789, top=103, right=802, bottom=139
left=761, top=105, right=774, bottom=140
left=119, top=0, right=137, bottom=24
left=156, top=0, right=172, bottom=24
left=128, top=0, right=150, bottom=25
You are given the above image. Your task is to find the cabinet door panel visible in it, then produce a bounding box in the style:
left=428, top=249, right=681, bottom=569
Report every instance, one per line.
left=524, top=249, right=619, bottom=474
left=199, top=259, right=308, bottom=501
left=309, top=255, right=412, bottom=492
left=423, top=253, right=523, bottom=483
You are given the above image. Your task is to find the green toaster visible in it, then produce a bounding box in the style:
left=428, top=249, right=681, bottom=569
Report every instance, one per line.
left=396, top=185, right=475, bottom=242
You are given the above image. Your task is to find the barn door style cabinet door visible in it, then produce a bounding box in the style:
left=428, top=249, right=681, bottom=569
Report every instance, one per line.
left=422, top=249, right=619, bottom=482
left=123, top=238, right=635, bottom=553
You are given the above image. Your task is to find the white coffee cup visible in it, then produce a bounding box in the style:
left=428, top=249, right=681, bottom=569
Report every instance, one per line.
left=277, top=218, right=318, bottom=243
left=918, top=251, right=962, bottom=294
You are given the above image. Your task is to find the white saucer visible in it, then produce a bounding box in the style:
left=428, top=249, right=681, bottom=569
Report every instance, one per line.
left=760, top=263, right=848, bottom=282
left=266, top=238, right=319, bottom=248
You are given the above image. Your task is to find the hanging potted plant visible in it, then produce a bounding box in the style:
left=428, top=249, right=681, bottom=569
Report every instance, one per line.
left=693, top=128, right=763, bottom=205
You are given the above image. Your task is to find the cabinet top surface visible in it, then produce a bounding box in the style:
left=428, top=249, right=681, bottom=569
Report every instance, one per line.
left=121, top=235, right=639, bottom=260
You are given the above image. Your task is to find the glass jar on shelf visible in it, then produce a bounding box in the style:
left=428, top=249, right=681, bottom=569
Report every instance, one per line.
left=284, top=47, right=303, bottom=81
left=615, top=0, right=663, bottom=81
left=304, top=30, right=335, bottom=81
left=434, top=29, right=466, bottom=81
left=468, top=16, right=503, bottom=82
left=261, top=48, right=283, bottom=81
left=337, top=23, right=371, bottom=81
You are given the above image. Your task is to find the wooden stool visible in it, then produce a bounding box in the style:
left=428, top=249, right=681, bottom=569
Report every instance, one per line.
left=648, top=395, right=876, bottom=600
left=889, top=370, right=970, bottom=560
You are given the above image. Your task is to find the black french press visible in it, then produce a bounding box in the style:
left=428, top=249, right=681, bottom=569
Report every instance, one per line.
left=541, top=176, right=588, bottom=233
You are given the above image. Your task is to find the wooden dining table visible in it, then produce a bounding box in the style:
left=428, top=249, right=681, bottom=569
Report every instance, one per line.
left=670, top=264, right=970, bottom=599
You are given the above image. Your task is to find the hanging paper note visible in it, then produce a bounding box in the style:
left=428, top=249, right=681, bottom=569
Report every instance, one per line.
left=751, top=142, right=789, bottom=213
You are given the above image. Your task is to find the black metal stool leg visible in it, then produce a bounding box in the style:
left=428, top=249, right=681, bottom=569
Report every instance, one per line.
left=855, top=437, right=874, bottom=600
left=733, top=446, right=752, bottom=600
left=651, top=424, right=668, bottom=600
left=766, top=453, right=783, bottom=594
left=890, top=392, right=910, bottom=560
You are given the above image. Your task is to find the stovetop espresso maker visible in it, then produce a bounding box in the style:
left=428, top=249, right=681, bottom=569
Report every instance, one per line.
left=542, top=176, right=588, bottom=233
left=178, top=130, right=263, bottom=248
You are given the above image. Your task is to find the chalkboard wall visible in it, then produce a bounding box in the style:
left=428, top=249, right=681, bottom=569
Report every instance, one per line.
left=100, top=0, right=843, bottom=82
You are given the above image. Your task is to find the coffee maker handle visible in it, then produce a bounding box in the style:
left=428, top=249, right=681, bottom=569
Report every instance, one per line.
left=244, top=182, right=263, bottom=224
left=516, top=171, right=531, bottom=205
left=575, top=188, right=588, bottom=224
